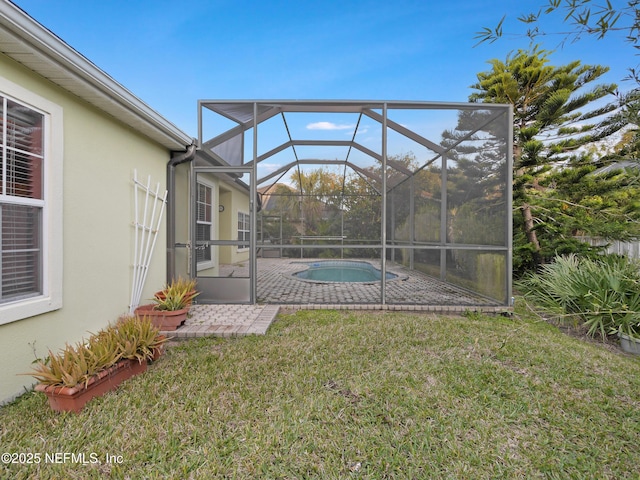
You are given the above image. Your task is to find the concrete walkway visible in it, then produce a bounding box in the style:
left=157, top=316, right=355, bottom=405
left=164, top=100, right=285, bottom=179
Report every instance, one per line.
left=163, top=304, right=280, bottom=339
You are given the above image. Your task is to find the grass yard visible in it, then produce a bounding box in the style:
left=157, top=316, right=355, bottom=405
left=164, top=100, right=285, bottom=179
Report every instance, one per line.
left=1, top=305, right=640, bottom=479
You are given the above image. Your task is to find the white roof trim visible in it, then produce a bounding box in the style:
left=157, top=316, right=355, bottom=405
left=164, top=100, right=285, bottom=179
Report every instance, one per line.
left=0, top=1, right=193, bottom=151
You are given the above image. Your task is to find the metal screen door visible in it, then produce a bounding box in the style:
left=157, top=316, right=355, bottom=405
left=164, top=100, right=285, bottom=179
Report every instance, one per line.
left=191, top=165, right=254, bottom=303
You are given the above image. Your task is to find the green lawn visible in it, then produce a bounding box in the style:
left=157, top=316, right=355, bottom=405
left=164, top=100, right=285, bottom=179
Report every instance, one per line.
left=2, top=305, right=640, bottom=479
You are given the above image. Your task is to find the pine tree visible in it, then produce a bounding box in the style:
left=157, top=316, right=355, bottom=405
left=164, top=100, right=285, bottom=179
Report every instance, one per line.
left=470, top=47, right=622, bottom=271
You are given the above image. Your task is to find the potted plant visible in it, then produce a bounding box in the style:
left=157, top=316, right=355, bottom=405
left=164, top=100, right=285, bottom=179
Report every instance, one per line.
left=153, top=277, right=198, bottom=307
left=618, top=331, right=640, bottom=355
left=612, top=312, right=640, bottom=355
left=115, top=314, right=168, bottom=362
left=135, top=277, right=199, bottom=331
left=25, top=316, right=167, bottom=413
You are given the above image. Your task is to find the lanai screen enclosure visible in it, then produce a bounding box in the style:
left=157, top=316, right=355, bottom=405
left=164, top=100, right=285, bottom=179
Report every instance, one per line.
left=177, top=100, right=512, bottom=308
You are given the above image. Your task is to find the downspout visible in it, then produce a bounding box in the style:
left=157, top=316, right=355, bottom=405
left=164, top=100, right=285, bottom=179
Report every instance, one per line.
left=167, top=141, right=197, bottom=282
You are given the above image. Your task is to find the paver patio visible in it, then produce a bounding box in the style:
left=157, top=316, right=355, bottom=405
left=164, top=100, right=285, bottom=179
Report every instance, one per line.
left=168, top=258, right=508, bottom=338
left=256, top=258, right=500, bottom=306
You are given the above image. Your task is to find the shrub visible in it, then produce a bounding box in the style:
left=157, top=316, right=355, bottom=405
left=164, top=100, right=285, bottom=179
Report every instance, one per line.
left=517, top=254, right=640, bottom=339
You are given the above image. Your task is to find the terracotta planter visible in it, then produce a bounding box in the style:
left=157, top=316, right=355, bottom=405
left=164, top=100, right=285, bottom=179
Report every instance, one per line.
left=151, top=335, right=167, bottom=362
left=34, top=359, right=147, bottom=413
left=135, top=304, right=188, bottom=331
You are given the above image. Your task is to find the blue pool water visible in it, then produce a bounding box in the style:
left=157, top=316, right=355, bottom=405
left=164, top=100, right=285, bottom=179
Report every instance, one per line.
left=294, top=261, right=398, bottom=283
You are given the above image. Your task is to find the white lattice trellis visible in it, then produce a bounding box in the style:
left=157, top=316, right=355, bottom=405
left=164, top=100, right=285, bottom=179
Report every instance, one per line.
left=129, top=169, right=167, bottom=314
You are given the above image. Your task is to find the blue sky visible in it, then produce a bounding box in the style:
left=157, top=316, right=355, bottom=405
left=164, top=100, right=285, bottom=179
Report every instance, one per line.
left=12, top=0, right=636, bottom=138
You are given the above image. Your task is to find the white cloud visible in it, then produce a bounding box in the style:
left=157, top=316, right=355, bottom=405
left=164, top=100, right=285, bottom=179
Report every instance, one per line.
left=306, top=121, right=354, bottom=131
left=258, top=162, right=287, bottom=174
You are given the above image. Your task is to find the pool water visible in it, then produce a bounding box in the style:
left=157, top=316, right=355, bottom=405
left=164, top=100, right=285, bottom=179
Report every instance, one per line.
left=294, top=261, right=398, bottom=283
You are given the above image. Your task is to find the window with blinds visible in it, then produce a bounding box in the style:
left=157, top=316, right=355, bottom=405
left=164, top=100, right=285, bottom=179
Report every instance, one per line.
left=0, top=96, right=44, bottom=304
left=196, top=183, right=212, bottom=264
left=238, top=212, right=250, bottom=250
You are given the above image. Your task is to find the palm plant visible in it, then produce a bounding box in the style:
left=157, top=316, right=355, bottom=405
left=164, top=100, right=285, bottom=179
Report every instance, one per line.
left=517, top=254, right=640, bottom=339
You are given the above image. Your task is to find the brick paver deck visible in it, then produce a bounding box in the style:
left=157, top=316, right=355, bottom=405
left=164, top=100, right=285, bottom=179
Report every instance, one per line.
left=257, top=258, right=503, bottom=306
left=165, top=258, right=509, bottom=339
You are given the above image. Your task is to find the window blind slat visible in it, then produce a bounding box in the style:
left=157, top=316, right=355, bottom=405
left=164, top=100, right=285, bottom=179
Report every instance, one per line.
left=196, top=183, right=213, bottom=264
left=1, top=99, right=44, bottom=155
left=1, top=98, right=44, bottom=200
left=0, top=203, right=42, bottom=302
left=0, top=94, right=46, bottom=306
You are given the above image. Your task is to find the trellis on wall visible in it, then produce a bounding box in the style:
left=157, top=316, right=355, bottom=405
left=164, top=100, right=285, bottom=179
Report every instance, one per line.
left=129, top=169, right=167, bottom=314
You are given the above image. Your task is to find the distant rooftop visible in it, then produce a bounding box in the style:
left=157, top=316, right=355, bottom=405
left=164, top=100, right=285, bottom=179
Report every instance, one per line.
left=592, top=160, right=640, bottom=175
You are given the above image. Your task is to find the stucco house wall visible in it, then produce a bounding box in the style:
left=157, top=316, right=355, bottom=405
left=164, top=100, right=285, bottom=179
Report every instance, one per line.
left=220, top=182, right=251, bottom=265
left=0, top=3, right=192, bottom=404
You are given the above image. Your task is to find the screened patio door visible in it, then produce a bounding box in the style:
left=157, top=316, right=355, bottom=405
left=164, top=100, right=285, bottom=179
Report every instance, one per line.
left=192, top=166, right=254, bottom=303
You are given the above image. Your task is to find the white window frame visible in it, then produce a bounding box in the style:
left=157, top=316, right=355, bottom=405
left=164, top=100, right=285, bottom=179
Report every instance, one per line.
left=0, top=77, right=63, bottom=326
left=237, top=211, right=250, bottom=252
left=196, top=180, right=215, bottom=271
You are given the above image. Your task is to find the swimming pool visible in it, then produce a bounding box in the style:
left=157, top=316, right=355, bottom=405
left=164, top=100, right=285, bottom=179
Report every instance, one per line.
left=293, top=260, right=398, bottom=283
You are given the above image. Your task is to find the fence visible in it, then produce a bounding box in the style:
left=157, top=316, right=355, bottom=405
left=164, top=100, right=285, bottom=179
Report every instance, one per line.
left=576, top=236, right=640, bottom=260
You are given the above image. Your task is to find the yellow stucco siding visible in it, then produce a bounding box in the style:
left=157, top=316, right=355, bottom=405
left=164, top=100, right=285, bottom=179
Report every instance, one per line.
left=0, top=55, right=170, bottom=403
left=216, top=180, right=250, bottom=265
left=226, top=183, right=251, bottom=265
